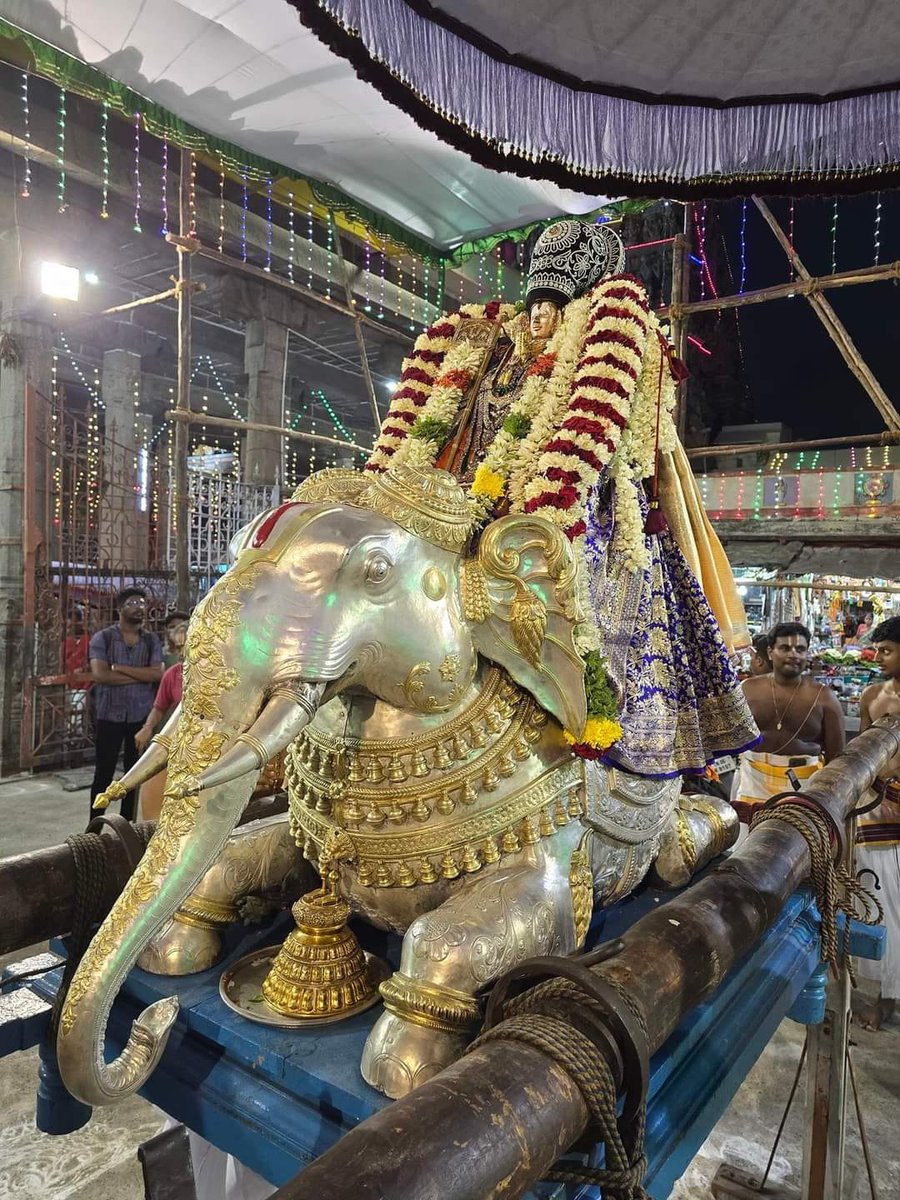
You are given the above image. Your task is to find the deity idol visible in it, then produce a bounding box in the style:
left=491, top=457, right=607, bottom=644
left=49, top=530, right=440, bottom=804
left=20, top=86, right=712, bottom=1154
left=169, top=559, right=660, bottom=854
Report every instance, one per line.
left=368, top=219, right=758, bottom=777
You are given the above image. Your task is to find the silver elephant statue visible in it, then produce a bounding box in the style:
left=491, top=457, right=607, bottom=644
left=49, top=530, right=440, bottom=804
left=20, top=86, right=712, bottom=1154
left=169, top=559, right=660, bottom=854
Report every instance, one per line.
left=57, top=463, right=735, bottom=1104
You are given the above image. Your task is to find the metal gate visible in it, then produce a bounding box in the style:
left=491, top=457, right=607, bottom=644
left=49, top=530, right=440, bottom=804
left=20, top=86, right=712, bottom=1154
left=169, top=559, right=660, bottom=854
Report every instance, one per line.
left=21, top=385, right=170, bottom=770
left=21, top=387, right=278, bottom=771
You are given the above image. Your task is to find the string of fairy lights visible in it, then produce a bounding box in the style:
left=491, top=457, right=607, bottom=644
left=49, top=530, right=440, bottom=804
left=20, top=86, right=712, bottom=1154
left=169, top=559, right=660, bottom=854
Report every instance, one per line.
left=17, top=63, right=900, bottom=555
left=698, top=444, right=895, bottom=521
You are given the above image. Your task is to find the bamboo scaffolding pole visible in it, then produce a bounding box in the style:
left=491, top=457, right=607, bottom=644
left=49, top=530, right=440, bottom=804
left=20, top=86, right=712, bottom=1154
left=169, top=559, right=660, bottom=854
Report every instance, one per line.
left=330, top=214, right=381, bottom=429
left=686, top=430, right=900, bottom=459
left=664, top=258, right=900, bottom=319
left=163, top=408, right=368, bottom=454
left=734, top=578, right=900, bottom=595
left=100, top=280, right=205, bottom=317
left=753, top=198, right=900, bottom=432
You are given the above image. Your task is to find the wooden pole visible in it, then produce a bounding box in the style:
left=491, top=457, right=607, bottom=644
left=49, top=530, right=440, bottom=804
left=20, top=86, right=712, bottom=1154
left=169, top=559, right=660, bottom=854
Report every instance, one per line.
left=173, top=150, right=193, bottom=612
left=164, top=409, right=368, bottom=453
left=734, top=578, right=900, bottom=597
left=686, top=430, right=900, bottom=459
left=753, top=198, right=900, bottom=432
left=330, top=215, right=382, bottom=429
left=664, top=258, right=900, bottom=319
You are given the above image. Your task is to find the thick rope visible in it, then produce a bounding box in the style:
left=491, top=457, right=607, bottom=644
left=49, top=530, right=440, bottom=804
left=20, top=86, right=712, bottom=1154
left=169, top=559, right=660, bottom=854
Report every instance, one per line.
left=471, top=974, right=650, bottom=1198
left=49, top=832, right=111, bottom=1033
left=751, top=802, right=883, bottom=985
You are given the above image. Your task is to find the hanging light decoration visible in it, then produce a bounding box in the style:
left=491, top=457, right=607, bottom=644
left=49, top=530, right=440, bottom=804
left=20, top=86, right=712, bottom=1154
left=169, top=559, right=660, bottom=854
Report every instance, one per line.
left=873, top=193, right=882, bottom=265
left=377, top=249, right=386, bottom=320
left=132, top=111, right=143, bottom=233
left=738, top=201, right=748, bottom=293
left=306, top=197, right=315, bottom=288
left=324, top=211, right=334, bottom=299
left=787, top=199, right=795, bottom=281
left=56, top=86, right=67, bottom=212
left=264, top=177, right=273, bottom=272
left=188, top=152, right=198, bottom=239
left=20, top=72, right=32, bottom=198
left=363, top=234, right=372, bottom=312
left=217, top=155, right=226, bottom=254
left=99, top=100, right=110, bottom=218
left=287, top=190, right=296, bottom=284
left=830, top=198, right=839, bottom=274
left=436, top=258, right=446, bottom=316
left=394, top=256, right=405, bottom=321
left=160, top=136, right=169, bottom=235
left=240, top=172, right=249, bottom=262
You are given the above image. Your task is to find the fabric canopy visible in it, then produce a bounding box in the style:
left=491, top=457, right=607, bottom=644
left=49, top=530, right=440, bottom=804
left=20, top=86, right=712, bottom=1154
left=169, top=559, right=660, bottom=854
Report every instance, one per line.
left=0, top=0, right=617, bottom=250
left=295, top=0, right=900, bottom=197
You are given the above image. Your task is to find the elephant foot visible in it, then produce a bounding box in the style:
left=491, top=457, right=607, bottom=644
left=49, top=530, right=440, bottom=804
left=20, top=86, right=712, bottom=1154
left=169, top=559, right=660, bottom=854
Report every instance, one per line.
left=138, top=916, right=224, bottom=976
left=652, top=794, right=740, bottom=889
left=361, top=1008, right=471, bottom=1099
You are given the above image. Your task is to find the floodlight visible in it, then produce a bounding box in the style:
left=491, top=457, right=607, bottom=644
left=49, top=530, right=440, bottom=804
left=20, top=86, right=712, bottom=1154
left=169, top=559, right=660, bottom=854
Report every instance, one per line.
left=83, top=270, right=100, bottom=286
left=40, top=261, right=80, bottom=301
left=384, top=379, right=398, bottom=392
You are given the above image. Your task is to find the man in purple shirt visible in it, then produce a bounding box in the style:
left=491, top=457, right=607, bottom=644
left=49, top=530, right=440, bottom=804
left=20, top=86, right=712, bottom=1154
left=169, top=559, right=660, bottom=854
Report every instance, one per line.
left=89, top=587, right=164, bottom=820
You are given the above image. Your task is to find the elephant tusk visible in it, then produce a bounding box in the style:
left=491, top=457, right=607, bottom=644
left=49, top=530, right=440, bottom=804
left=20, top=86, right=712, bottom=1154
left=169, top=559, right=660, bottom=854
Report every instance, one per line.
left=187, top=682, right=324, bottom=795
left=93, top=706, right=182, bottom=810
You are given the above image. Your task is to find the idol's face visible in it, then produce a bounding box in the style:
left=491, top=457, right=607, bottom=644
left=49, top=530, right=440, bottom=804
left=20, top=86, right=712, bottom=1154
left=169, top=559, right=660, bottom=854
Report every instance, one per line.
left=529, top=301, right=559, bottom=341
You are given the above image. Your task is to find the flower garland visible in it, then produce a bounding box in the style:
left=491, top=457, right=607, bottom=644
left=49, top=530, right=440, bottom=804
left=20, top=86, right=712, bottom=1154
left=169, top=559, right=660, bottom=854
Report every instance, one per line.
left=367, top=303, right=517, bottom=475
left=364, top=279, right=677, bottom=760
left=366, top=311, right=464, bottom=473
left=396, top=341, right=490, bottom=470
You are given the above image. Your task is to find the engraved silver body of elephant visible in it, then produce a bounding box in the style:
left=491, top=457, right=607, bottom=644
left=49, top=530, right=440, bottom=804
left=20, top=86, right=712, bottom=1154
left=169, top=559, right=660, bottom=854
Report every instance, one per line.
left=56, top=464, right=735, bottom=1106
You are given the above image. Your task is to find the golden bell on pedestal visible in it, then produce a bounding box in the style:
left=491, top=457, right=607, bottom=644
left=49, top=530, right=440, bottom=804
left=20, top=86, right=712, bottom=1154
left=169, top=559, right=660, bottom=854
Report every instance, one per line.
left=260, top=887, right=383, bottom=1022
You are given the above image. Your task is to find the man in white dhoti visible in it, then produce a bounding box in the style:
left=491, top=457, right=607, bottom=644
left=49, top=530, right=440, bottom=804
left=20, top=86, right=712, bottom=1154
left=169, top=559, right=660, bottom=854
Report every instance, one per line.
left=733, top=623, right=845, bottom=825
left=855, top=616, right=900, bottom=1030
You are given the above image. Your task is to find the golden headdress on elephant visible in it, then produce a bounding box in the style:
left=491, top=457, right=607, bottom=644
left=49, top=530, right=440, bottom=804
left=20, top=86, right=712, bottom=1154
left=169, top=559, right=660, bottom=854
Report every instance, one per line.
left=367, top=219, right=757, bottom=777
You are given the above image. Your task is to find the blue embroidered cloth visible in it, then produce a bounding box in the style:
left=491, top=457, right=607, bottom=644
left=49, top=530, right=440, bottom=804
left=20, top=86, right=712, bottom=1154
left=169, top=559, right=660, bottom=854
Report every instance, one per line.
left=586, top=478, right=759, bottom=778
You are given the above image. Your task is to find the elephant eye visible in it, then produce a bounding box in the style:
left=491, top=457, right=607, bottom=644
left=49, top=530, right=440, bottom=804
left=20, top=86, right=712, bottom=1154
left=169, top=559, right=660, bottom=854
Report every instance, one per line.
left=364, top=552, right=392, bottom=584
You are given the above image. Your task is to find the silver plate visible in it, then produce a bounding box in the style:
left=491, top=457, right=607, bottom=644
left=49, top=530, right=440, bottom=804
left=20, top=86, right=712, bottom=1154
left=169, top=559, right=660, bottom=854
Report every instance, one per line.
left=218, top=945, right=391, bottom=1028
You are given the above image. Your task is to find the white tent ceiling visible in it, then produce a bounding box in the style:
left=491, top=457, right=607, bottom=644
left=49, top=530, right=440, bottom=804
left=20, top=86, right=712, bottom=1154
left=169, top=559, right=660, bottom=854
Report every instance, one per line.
left=0, top=0, right=613, bottom=248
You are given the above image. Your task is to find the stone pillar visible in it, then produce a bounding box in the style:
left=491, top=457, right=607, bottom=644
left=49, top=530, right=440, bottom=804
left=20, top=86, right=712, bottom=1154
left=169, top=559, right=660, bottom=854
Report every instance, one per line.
left=98, top=349, right=149, bottom=573
left=243, top=318, right=286, bottom=486
left=0, top=213, right=53, bottom=774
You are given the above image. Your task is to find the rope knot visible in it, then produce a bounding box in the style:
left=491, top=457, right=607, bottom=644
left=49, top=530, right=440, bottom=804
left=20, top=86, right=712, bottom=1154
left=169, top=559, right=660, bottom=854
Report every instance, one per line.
left=751, top=798, right=883, bottom=983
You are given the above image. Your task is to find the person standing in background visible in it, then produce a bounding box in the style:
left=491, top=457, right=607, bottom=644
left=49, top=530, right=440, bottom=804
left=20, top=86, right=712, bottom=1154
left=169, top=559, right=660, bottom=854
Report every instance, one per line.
left=733, top=622, right=845, bottom=824
left=855, top=616, right=900, bottom=1029
left=88, top=587, right=164, bottom=821
left=748, top=632, right=773, bottom=677
left=162, top=610, right=190, bottom=668
left=134, top=615, right=188, bottom=820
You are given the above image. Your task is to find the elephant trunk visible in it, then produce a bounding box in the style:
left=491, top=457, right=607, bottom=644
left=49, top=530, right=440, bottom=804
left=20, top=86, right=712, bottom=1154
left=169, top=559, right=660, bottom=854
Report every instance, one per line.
left=57, top=560, right=324, bottom=1106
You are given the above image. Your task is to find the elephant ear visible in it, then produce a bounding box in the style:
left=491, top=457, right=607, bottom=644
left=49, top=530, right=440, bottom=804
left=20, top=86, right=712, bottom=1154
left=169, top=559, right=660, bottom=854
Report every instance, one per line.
left=461, top=515, right=587, bottom=735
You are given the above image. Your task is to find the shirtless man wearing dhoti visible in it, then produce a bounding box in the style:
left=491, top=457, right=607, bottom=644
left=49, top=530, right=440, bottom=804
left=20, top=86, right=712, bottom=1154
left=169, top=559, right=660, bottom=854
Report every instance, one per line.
left=733, top=621, right=845, bottom=825
left=856, top=616, right=900, bottom=1030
